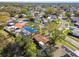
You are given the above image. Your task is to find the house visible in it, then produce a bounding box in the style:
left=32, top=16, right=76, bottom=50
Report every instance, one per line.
left=14, top=27, right=21, bottom=33
left=15, top=23, right=27, bottom=29
left=8, top=17, right=17, bottom=23
left=43, top=18, right=48, bottom=23
left=4, top=27, right=16, bottom=37
left=18, top=14, right=27, bottom=18
left=21, top=29, right=31, bottom=36
left=42, top=18, right=48, bottom=26
left=62, top=17, right=68, bottom=20
left=33, top=34, right=50, bottom=48
left=74, top=23, right=79, bottom=28
left=69, top=26, right=77, bottom=30
left=18, top=20, right=28, bottom=24
left=71, top=17, right=79, bottom=23
left=4, top=26, right=15, bottom=32
left=15, top=14, right=27, bottom=18
left=22, top=18, right=30, bottom=22
left=64, top=8, right=70, bottom=12
left=68, top=26, right=79, bottom=37
left=72, top=28, right=79, bottom=37
left=4, top=26, right=17, bottom=36
left=58, top=21, right=69, bottom=30
left=24, top=26, right=38, bottom=33
left=70, top=7, right=77, bottom=12
left=48, top=15, right=57, bottom=22
left=21, top=26, right=38, bottom=36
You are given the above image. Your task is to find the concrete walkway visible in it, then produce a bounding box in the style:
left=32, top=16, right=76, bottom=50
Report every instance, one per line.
left=53, top=45, right=66, bottom=57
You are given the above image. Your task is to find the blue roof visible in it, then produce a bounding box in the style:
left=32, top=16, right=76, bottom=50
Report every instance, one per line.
left=24, top=26, right=38, bottom=33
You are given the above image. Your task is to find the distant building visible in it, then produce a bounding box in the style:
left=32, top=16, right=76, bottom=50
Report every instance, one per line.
left=62, top=18, right=68, bottom=20
left=71, top=17, right=79, bottom=23
left=48, top=15, right=57, bottom=22
left=69, top=26, right=79, bottom=37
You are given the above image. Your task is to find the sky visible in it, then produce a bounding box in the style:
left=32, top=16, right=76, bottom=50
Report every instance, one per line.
left=0, top=0, right=79, bottom=3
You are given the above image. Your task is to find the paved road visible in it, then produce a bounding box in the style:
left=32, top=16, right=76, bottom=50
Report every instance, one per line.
left=65, top=37, right=79, bottom=49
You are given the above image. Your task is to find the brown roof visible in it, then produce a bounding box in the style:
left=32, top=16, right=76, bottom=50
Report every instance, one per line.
left=33, top=34, right=49, bottom=43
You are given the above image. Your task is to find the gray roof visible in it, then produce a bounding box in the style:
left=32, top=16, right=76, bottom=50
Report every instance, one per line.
left=72, top=28, right=79, bottom=37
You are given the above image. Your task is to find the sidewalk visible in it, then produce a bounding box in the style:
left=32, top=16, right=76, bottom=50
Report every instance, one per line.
left=53, top=42, right=66, bottom=57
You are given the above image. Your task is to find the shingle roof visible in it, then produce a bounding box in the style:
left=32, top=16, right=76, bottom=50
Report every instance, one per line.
left=33, top=34, right=49, bottom=43
left=72, top=28, right=79, bottom=37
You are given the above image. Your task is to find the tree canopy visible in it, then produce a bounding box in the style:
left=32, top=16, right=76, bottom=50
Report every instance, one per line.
left=50, top=29, right=65, bottom=46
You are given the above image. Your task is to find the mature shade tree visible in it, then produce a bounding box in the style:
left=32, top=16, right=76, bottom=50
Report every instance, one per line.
left=50, top=29, right=65, bottom=46
left=0, top=34, right=38, bottom=57
left=0, top=6, right=21, bottom=17
left=65, top=11, right=71, bottom=18
left=47, top=20, right=60, bottom=31
left=0, top=31, right=5, bottom=40
left=0, top=12, right=10, bottom=25
left=15, top=34, right=38, bottom=57
left=0, top=34, right=23, bottom=57
left=74, top=11, right=79, bottom=17
left=21, top=7, right=29, bottom=14
left=45, top=7, right=57, bottom=15
left=24, top=36, right=38, bottom=57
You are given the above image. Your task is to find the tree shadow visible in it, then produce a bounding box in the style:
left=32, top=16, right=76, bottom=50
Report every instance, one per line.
left=1, top=42, right=26, bottom=57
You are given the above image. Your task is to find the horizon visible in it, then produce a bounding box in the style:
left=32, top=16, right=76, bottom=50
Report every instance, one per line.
left=0, top=2, right=79, bottom=3
left=0, top=0, right=79, bottom=3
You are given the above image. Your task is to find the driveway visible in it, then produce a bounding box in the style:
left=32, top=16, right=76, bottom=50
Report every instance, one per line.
left=53, top=45, right=66, bottom=57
